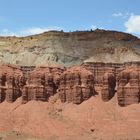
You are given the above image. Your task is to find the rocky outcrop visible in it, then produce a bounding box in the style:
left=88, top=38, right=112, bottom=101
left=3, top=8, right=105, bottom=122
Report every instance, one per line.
left=5, top=66, right=23, bottom=102
left=117, top=67, right=140, bottom=106
left=0, top=72, right=6, bottom=103
left=82, top=62, right=140, bottom=106
left=1, top=62, right=140, bottom=107
left=0, top=65, right=23, bottom=103
left=22, top=67, right=64, bottom=103
left=82, top=62, right=121, bottom=85
left=101, top=71, right=116, bottom=101
left=58, top=66, right=95, bottom=104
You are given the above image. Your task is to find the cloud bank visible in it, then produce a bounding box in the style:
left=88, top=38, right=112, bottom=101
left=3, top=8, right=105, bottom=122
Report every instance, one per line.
left=125, top=14, right=140, bottom=35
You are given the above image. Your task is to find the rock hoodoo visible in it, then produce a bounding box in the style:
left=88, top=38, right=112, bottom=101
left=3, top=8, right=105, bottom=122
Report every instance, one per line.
left=101, top=71, right=116, bottom=101
left=117, top=66, right=140, bottom=106
left=0, top=65, right=23, bottom=103
left=22, top=67, right=64, bottom=103
left=58, top=66, right=95, bottom=104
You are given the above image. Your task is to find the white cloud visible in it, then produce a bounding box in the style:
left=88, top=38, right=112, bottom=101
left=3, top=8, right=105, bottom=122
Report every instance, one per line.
left=0, top=26, right=63, bottom=37
left=91, top=25, right=96, bottom=30
left=0, top=29, right=18, bottom=36
left=20, top=27, right=63, bottom=35
left=112, top=12, right=123, bottom=17
left=125, top=14, right=140, bottom=34
left=112, top=12, right=133, bottom=19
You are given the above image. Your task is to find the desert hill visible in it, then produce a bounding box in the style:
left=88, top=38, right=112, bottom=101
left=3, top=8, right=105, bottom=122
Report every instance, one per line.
left=0, top=29, right=140, bottom=66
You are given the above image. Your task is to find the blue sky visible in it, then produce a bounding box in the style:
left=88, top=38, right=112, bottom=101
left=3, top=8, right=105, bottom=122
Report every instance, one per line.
left=0, top=0, right=140, bottom=37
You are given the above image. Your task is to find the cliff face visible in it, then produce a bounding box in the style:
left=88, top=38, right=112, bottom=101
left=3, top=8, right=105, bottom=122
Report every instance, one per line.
left=0, top=29, right=140, bottom=67
left=0, top=65, right=23, bottom=103
left=22, top=66, right=95, bottom=104
left=101, top=71, right=116, bottom=101
left=0, top=62, right=140, bottom=107
left=117, top=66, right=140, bottom=106
left=58, top=66, right=95, bottom=104
left=22, top=67, right=64, bottom=103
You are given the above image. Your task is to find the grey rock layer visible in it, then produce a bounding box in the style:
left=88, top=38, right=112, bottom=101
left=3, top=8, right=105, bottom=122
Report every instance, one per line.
left=0, top=29, right=140, bottom=67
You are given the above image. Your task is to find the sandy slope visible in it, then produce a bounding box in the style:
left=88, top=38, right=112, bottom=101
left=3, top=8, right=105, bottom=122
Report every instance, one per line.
left=0, top=93, right=140, bottom=140
left=0, top=30, right=140, bottom=66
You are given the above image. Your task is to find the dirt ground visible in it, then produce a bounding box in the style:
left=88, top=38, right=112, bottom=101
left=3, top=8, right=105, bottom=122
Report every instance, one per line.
left=0, top=92, right=140, bottom=140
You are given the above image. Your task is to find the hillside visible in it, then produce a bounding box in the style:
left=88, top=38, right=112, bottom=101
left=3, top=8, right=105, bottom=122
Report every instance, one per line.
left=0, top=95, right=140, bottom=140
left=0, top=30, right=140, bottom=140
left=0, top=29, right=140, bottom=66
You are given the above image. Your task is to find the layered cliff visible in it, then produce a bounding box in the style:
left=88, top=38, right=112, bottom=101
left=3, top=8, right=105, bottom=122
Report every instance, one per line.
left=22, top=66, right=64, bottom=103
left=0, top=64, right=23, bottom=103
left=117, top=66, right=140, bottom=106
left=58, top=66, right=95, bottom=104
left=0, top=29, right=140, bottom=67
left=0, top=62, right=140, bottom=107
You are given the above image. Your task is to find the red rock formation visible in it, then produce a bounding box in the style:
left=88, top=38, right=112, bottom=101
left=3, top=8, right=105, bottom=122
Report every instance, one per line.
left=82, top=62, right=121, bottom=85
left=101, top=71, right=116, bottom=101
left=0, top=65, right=23, bottom=103
left=22, top=66, right=64, bottom=103
left=0, top=72, right=6, bottom=102
left=1, top=62, right=140, bottom=107
left=58, top=66, right=95, bottom=104
left=117, top=67, right=140, bottom=106
left=5, top=66, right=23, bottom=102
